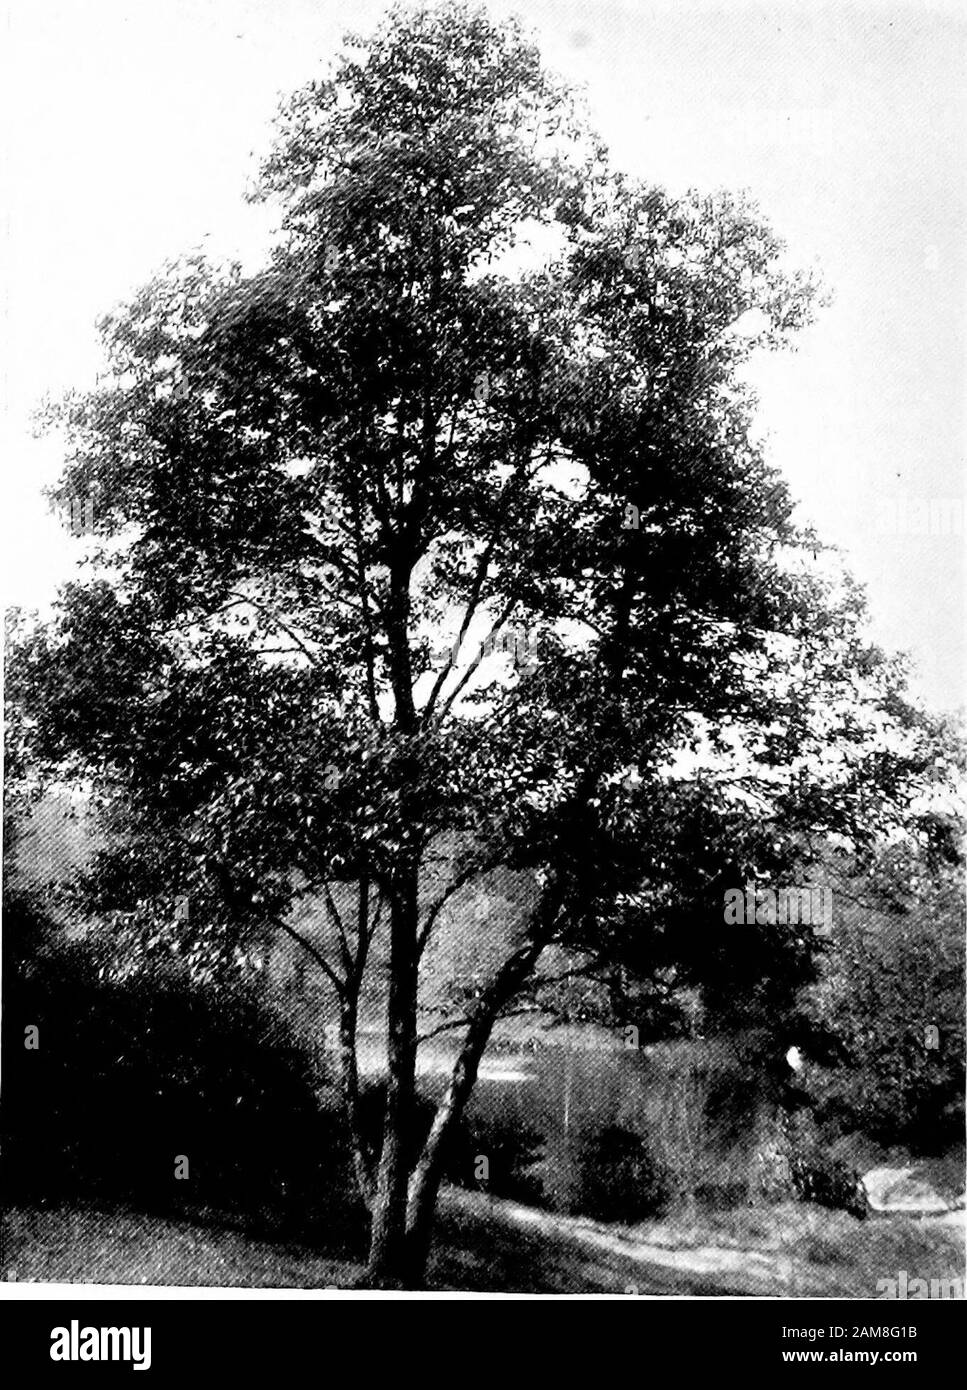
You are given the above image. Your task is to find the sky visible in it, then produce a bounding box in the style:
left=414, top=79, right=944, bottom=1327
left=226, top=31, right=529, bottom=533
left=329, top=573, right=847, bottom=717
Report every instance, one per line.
left=2, top=0, right=964, bottom=712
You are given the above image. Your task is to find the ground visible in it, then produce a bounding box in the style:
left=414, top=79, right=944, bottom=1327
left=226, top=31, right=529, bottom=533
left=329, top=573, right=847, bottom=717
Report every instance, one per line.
left=3, top=1192, right=963, bottom=1296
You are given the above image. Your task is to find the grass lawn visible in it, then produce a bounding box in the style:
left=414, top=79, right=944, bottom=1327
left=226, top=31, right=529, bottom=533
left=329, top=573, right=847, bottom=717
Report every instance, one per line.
left=3, top=1193, right=963, bottom=1296
left=1, top=1204, right=359, bottom=1290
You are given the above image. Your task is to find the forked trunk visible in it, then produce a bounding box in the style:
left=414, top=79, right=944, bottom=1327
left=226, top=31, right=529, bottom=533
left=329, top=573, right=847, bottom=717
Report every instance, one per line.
left=400, top=919, right=559, bottom=1287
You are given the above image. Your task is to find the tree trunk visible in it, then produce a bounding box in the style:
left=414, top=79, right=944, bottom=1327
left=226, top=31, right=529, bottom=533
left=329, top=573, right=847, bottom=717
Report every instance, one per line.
left=338, top=874, right=376, bottom=1212
left=402, top=994, right=501, bottom=1284
left=366, top=867, right=420, bottom=1287
left=366, top=553, right=420, bottom=1286
left=401, top=904, right=561, bottom=1286
left=338, top=991, right=374, bottom=1212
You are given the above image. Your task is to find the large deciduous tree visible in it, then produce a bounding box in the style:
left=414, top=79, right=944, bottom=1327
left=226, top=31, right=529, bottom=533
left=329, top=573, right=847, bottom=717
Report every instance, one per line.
left=8, top=4, right=957, bottom=1286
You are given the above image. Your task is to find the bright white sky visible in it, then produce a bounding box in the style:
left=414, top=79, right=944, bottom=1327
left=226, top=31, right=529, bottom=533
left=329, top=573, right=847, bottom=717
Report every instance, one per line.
left=2, top=0, right=964, bottom=712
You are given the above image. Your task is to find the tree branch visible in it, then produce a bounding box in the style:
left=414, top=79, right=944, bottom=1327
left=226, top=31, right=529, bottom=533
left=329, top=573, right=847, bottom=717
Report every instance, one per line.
left=416, top=1005, right=539, bottom=1046
left=421, top=461, right=533, bottom=722
left=226, top=590, right=321, bottom=667
left=321, top=880, right=353, bottom=975
left=266, top=911, right=345, bottom=997
left=433, top=594, right=519, bottom=720
left=417, top=852, right=502, bottom=956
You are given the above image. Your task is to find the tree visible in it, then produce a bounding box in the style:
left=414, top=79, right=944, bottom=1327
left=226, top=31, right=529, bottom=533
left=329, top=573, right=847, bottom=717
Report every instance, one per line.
left=8, top=3, right=957, bottom=1286
left=804, top=837, right=965, bottom=1149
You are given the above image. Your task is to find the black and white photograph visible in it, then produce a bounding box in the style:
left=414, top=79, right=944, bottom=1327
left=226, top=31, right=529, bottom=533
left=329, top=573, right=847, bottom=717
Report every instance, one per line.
left=1, top=0, right=964, bottom=1319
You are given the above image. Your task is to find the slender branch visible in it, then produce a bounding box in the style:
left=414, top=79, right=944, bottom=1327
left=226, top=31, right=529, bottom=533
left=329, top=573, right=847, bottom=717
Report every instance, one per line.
left=350, top=482, right=382, bottom=723
left=417, top=852, right=502, bottom=955
left=321, top=880, right=353, bottom=974
left=416, top=1006, right=538, bottom=1046
left=365, top=882, right=386, bottom=948
left=154, top=597, right=249, bottom=636
left=422, top=460, right=533, bottom=722
left=421, top=537, right=498, bottom=718
left=433, top=594, right=519, bottom=720
left=315, top=547, right=387, bottom=617
left=226, top=590, right=320, bottom=667
left=525, top=957, right=609, bottom=992
left=266, top=911, right=345, bottom=997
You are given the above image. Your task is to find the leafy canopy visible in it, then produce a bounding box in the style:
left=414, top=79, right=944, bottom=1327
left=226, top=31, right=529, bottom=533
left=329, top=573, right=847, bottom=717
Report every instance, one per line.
left=9, top=2, right=958, bottom=1022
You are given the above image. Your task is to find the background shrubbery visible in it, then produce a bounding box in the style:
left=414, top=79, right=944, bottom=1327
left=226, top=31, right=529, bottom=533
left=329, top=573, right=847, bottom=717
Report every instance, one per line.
left=1, top=889, right=365, bottom=1246
left=804, top=887, right=965, bottom=1152
left=446, top=1040, right=770, bottom=1222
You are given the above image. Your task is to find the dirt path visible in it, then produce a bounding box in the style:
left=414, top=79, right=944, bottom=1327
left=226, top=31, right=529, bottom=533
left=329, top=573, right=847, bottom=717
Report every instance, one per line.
left=431, top=1188, right=805, bottom=1295
left=1, top=1196, right=803, bottom=1294
left=6, top=1197, right=960, bottom=1295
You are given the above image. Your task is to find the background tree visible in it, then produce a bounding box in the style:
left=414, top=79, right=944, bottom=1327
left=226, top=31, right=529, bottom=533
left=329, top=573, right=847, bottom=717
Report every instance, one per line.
left=802, top=834, right=965, bottom=1151
left=8, top=3, right=958, bottom=1286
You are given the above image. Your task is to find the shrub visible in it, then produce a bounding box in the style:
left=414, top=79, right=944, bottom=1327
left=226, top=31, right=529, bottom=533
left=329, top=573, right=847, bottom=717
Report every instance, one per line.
left=805, top=868, right=965, bottom=1151
left=537, top=1125, right=670, bottom=1222
left=575, top=1125, right=670, bottom=1221
left=448, top=1107, right=545, bottom=1205
left=789, top=1150, right=867, bottom=1218
left=781, top=1112, right=867, bottom=1218
left=1, top=889, right=364, bottom=1246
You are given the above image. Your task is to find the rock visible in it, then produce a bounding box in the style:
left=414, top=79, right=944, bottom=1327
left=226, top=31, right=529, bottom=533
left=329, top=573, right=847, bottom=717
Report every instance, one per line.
left=861, top=1166, right=962, bottom=1215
